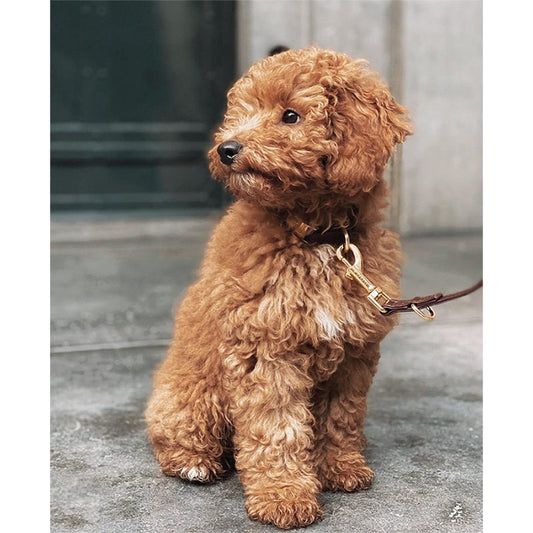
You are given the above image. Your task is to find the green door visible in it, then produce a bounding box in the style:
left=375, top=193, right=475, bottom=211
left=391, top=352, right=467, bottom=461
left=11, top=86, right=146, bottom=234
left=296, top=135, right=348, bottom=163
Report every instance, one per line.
left=51, top=0, right=235, bottom=209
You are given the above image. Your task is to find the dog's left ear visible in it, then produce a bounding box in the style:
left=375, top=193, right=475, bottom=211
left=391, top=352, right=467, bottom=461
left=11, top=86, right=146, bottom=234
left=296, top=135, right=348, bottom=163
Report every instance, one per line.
left=323, top=58, right=413, bottom=193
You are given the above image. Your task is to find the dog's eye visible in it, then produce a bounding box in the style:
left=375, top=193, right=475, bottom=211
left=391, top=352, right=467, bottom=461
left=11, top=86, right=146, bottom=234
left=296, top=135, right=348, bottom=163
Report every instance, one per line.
left=281, top=109, right=300, bottom=124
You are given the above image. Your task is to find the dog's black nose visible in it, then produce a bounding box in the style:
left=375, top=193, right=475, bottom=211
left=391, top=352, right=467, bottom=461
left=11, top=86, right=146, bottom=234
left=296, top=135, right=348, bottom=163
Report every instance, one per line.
left=217, top=140, right=242, bottom=165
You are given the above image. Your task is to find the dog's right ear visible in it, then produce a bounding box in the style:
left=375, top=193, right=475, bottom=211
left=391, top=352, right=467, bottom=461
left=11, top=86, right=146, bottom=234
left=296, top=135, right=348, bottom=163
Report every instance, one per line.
left=321, top=56, right=412, bottom=194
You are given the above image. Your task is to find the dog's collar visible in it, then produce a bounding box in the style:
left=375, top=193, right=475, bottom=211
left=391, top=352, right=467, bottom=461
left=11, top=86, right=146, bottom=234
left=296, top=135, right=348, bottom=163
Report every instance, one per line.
left=284, top=209, right=359, bottom=246
left=301, top=224, right=358, bottom=246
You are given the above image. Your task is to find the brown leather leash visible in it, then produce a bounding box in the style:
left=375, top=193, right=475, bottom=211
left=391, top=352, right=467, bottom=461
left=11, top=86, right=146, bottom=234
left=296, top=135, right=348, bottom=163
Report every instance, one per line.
left=379, top=279, right=483, bottom=317
left=295, top=221, right=482, bottom=321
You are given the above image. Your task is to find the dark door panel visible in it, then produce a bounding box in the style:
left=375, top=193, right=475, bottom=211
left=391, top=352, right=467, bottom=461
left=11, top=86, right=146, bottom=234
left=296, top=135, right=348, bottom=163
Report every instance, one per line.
left=51, top=0, right=235, bottom=209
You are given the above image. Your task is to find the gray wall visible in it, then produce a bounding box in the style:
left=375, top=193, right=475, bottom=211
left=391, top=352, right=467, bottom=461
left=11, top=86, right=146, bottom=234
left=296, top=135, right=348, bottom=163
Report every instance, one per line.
left=237, top=0, right=482, bottom=235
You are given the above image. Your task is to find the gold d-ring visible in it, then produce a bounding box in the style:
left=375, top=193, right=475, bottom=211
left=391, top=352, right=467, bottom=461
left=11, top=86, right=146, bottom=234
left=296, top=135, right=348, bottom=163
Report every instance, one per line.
left=342, top=228, right=350, bottom=253
left=410, top=304, right=436, bottom=321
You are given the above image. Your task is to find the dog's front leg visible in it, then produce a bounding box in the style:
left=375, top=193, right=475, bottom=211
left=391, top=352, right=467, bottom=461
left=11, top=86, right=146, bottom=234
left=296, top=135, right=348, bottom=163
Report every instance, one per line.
left=231, top=357, right=322, bottom=529
left=313, top=342, right=379, bottom=492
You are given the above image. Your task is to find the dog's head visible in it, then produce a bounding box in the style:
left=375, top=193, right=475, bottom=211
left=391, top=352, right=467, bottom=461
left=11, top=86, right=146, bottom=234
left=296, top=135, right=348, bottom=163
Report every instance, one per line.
left=208, top=47, right=412, bottom=211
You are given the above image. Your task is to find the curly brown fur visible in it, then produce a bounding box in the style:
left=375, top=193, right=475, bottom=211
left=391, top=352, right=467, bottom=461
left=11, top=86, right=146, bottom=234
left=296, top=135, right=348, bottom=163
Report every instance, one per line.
left=146, top=47, right=412, bottom=529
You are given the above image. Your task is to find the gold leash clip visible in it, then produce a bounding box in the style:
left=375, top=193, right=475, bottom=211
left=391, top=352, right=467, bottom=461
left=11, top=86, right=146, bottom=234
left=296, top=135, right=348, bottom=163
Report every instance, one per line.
left=336, top=230, right=391, bottom=314
left=336, top=230, right=436, bottom=321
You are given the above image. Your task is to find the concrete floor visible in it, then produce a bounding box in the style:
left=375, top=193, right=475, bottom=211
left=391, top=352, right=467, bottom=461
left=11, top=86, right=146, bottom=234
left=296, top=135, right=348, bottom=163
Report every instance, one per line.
left=50, top=211, right=482, bottom=533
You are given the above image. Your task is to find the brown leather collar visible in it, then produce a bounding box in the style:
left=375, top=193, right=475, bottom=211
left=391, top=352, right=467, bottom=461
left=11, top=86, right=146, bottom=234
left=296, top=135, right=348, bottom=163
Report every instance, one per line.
left=286, top=209, right=359, bottom=246
left=301, top=225, right=358, bottom=246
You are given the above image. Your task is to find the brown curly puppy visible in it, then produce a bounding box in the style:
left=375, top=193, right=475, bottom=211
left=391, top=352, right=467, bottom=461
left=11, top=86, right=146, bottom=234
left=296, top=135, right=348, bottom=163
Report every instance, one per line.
left=146, top=47, right=412, bottom=529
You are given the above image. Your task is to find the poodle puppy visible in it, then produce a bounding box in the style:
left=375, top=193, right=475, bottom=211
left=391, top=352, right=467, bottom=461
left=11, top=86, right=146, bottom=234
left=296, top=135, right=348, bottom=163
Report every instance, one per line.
left=146, top=47, right=412, bottom=529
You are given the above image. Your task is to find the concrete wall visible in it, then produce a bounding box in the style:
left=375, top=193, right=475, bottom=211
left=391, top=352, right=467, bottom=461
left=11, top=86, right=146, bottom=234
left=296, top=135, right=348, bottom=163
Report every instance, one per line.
left=236, top=0, right=482, bottom=235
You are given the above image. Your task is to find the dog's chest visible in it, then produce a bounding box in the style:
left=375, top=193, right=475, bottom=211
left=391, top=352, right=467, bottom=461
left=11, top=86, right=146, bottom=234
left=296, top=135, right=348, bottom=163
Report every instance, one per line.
left=253, top=244, right=361, bottom=346
left=307, top=245, right=356, bottom=342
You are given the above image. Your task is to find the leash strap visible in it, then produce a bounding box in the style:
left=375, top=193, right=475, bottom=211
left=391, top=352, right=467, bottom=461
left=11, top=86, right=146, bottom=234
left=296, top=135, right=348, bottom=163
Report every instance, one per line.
left=380, top=279, right=483, bottom=317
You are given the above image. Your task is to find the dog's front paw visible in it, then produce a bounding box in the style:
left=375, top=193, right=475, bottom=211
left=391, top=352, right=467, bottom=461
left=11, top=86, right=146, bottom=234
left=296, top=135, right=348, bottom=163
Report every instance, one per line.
left=155, top=447, right=224, bottom=483
left=318, top=453, right=374, bottom=492
left=245, top=491, right=322, bottom=529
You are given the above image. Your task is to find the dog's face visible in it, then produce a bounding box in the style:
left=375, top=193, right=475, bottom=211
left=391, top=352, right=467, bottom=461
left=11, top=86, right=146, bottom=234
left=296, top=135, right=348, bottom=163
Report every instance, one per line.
left=208, top=47, right=412, bottom=211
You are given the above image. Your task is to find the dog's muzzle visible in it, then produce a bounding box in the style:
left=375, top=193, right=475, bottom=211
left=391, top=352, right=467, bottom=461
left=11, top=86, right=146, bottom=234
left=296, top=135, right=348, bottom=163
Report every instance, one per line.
left=217, top=140, right=242, bottom=166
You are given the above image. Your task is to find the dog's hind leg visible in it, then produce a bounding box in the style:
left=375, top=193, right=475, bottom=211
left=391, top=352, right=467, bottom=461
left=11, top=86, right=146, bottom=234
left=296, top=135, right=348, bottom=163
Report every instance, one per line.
left=313, top=342, right=380, bottom=492
left=145, top=344, right=230, bottom=483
